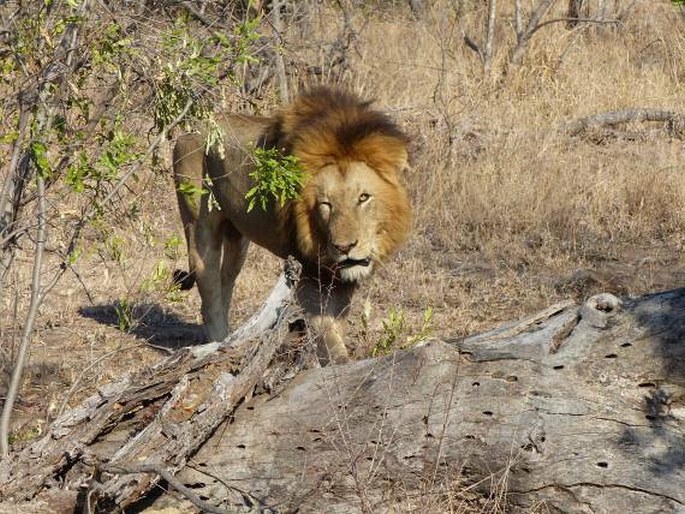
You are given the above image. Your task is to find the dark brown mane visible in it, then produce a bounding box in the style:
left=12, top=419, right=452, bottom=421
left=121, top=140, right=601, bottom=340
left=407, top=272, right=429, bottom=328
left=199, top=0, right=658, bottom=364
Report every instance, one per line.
left=262, top=87, right=409, bottom=180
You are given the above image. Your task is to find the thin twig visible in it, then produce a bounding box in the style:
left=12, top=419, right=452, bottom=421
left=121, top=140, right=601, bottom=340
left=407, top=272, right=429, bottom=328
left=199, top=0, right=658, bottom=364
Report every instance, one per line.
left=0, top=175, right=46, bottom=458
left=101, top=463, right=231, bottom=514
left=186, top=461, right=273, bottom=510
left=510, top=0, right=556, bottom=66
left=528, top=16, right=620, bottom=37
left=55, top=343, right=143, bottom=420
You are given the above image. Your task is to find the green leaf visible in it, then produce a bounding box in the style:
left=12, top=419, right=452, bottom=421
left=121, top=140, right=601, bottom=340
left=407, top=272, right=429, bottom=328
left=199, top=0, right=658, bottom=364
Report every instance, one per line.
left=245, top=147, right=305, bottom=212
left=30, top=141, right=52, bottom=178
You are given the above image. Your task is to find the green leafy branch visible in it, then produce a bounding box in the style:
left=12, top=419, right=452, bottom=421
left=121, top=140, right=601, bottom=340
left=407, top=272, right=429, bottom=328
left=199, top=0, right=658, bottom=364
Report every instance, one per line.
left=245, top=147, right=305, bottom=212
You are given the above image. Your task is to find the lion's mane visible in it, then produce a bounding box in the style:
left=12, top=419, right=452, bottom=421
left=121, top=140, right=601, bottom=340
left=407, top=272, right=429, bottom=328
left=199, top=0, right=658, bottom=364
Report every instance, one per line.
left=264, top=88, right=412, bottom=268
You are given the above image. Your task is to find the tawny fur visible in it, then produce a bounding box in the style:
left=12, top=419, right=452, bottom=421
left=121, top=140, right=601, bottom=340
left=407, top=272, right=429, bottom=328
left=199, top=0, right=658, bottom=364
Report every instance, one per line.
left=173, top=87, right=412, bottom=363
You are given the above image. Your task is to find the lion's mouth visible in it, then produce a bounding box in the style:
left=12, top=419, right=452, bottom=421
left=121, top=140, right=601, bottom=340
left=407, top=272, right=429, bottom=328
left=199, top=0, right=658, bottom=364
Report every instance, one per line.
left=337, top=257, right=372, bottom=269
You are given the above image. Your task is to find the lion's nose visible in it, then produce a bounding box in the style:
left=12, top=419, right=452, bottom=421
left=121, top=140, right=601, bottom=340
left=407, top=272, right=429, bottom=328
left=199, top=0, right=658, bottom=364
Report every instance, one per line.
left=333, top=240, right=358, bottom=255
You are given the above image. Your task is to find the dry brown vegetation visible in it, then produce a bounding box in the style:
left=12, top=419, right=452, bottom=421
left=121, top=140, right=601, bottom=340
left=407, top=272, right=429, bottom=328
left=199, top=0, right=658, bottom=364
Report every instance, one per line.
left=1, top=0, right=685, bottom=510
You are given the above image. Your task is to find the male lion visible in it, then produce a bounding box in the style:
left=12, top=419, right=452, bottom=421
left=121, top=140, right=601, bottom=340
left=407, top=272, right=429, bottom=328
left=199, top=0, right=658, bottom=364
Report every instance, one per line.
left=173, top=87, right=411, bottom=364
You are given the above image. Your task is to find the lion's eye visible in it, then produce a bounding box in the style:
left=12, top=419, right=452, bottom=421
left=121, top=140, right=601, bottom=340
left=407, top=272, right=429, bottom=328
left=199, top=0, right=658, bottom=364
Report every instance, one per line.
left=358, top=193, right=371, bottom=203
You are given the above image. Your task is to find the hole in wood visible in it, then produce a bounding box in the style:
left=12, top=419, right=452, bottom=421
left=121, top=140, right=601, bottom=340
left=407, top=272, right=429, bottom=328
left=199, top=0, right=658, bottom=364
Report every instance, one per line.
left=506, top=375, right=518, bottom=382
left=620, top=342, right=632, bottom=348
left=464, top=434, right=476, bottom=439
left=185, top=482, right=207, bottom=489
left=236, top=444, right=246, bottom=449
left=553, top=365, right=564, bottom=370
left=403, top=454, right=416, bottom=460
left=296, top=446, right=306, bottom=451
left=472, top=381, right=480, bottom=387
left=605, top=353, right=618, bottom=359
left=638, top=382, right=656, bottom=388
left=482, top=410, right=494, bottom=416
left=596, top=462, right=608, bottom=468
left=312, top=437, right=322, bottom=443
left=246, top=406, right=254, bottom=410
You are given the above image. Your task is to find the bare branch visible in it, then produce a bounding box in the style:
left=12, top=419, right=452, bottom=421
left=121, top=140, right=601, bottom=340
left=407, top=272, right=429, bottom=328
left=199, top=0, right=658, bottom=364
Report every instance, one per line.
left=515, top=0, right=523, bottom=40
left=562, top=108, right=685, bottom=137
left=463, top=34, right=484, bottom=62
left=483, top=0, right=497, bottom=74
left=529, top=16, right=620, bottom=37
left=101, top=463, right=231, bottom=514
left=0, top=175, right=46, bottom=458
left=510, top=0, right=556, bottom=66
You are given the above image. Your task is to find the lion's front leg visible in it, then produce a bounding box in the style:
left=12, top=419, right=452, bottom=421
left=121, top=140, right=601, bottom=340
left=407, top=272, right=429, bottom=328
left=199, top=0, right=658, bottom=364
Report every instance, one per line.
left=297, top=277, right=355, bottom=366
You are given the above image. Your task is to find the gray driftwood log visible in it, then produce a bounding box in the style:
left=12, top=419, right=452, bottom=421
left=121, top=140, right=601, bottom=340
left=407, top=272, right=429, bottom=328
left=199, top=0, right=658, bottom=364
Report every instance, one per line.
left=1, top=285, right=685, bottom=513
left=148, top=290, right=685, bottom=513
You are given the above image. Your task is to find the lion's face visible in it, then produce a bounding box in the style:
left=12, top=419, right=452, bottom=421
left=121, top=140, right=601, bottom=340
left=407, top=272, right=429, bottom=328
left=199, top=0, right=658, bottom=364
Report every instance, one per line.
left=294, top=161, right=411, bottom=282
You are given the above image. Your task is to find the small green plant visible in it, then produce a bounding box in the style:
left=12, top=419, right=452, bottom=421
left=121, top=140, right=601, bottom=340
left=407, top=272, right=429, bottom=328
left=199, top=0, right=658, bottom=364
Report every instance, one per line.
left=141, top=261, right=171, bottom=293
left=407, top=305, right=434, bottom=346
left=372, top=308, right=406, bottom=357
left=245, top=147, right=306, bottom=212
left=65, top=119, right=139, bottom=193
left=114, top=299, right=133, bottom=332
left=372, top=305, right=434, bottom=357
left=104, top=235, right=126, bottom=264
left=164, top=235, right=184, bottom=260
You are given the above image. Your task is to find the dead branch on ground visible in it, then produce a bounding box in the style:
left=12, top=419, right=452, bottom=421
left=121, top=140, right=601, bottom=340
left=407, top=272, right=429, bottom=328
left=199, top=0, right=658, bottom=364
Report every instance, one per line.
left=563, top=109, right=685, bottom=138
left=0, top=259, right=303, bottom=513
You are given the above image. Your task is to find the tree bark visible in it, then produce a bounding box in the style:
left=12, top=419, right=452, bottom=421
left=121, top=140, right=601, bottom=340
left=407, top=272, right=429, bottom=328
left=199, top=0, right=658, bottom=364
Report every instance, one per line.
left=147, top=291, right=685, bottom=513
left=1, top=287, right=684, bottom=513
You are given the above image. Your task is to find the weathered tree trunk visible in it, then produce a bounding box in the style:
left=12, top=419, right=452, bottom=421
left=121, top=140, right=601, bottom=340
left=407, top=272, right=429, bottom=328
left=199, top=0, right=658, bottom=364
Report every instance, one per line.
left=1, top=287, right=684, bottom=513
left=147, top=291, right=685, bottom=513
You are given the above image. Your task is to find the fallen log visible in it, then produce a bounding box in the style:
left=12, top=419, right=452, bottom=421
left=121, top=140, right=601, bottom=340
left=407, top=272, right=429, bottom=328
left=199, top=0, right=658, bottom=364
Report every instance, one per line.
left=1, top=285, right=684, bottom=513
left=148, top=290, right=685, bottom=513
left=562, top=108, right=685, bottom=138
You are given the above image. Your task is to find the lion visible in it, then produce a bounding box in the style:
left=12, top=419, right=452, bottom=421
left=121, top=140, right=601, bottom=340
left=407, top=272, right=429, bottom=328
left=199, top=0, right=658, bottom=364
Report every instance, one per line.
left=172, top=87, right=411, bottom=364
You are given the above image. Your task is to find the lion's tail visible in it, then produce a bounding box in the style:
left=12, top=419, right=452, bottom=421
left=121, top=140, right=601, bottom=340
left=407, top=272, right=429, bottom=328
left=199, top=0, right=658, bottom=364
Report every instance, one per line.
left=172, top=269, right=196, bottom=290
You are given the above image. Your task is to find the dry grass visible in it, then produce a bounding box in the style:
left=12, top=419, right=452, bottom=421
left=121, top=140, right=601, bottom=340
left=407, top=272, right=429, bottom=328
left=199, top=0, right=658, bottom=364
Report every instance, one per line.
left=1, top=0, right=685, bottom=510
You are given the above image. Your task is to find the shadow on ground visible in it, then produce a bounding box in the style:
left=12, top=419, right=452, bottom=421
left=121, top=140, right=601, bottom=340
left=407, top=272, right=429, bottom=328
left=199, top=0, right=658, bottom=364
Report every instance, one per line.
left=79, top=301, right=205, bottom=350
left=619, top=287, right=685, bottom=477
